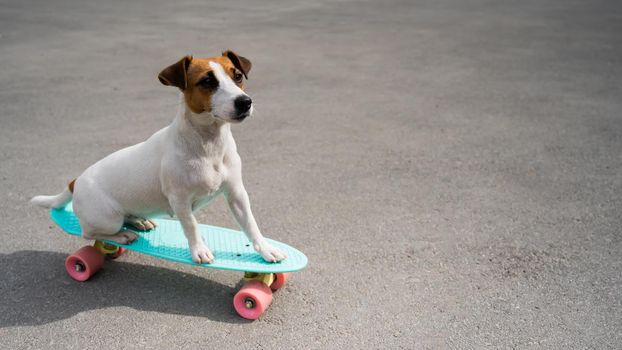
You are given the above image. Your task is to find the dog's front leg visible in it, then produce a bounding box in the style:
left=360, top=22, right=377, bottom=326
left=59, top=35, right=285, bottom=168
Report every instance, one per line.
left=168, top=195, right=214, bottom=264
left=224, top=182, right=287, bottom=263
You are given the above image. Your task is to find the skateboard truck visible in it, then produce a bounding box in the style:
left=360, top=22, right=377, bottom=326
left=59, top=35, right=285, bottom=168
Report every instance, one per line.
left=94, top=240, right=120, bottom=255
left=243, top=272, right=275, bottom=286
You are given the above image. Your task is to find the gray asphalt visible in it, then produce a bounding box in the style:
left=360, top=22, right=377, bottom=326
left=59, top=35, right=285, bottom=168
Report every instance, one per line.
left=1, top=0, right=621, bottom=348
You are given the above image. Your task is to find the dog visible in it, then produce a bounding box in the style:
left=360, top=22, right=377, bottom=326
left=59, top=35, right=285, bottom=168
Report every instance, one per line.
left=31, top=50, right=287, bottom=264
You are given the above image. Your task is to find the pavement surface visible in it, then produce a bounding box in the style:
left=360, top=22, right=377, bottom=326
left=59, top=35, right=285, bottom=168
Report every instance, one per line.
left=1, top=0, right=621, bottom=348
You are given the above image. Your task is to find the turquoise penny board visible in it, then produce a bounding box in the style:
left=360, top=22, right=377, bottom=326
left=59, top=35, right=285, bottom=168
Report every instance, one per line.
left=51, top=202, right=307, bottom=273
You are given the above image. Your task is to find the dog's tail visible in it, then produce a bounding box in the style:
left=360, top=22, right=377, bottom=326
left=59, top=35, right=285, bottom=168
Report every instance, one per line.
left=30, top=179, right=75, bottom=209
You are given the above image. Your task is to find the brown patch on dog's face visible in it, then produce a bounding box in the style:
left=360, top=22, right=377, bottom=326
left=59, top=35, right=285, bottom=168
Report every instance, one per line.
left=158, top=52, right=251, bottom=114
left=184, top=56, right=246, bottom=114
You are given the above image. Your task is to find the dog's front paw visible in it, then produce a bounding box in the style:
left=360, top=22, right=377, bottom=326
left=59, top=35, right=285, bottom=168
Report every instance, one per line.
left=190, top=242, right=214, bottom=264
left=254, top=242, right=288, bottom=263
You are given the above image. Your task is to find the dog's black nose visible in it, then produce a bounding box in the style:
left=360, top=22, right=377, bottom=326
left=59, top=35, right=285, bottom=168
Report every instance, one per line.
left=234, top=95, right=252, bottom=113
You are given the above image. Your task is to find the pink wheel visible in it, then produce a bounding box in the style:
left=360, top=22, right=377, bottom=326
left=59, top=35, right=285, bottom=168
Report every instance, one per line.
left=233, top=280, right=273, bottom=320
left=108, top=247, right=126, bottom=259
left=65, top=246, right=105, bottom=282
left=270, top=272, right=292, bottom=291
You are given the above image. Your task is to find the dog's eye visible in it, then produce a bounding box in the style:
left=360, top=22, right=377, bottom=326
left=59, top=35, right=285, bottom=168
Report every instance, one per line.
left=197, top=74, right=218, bottom=89
left=234, top=72, right=243, bottom=83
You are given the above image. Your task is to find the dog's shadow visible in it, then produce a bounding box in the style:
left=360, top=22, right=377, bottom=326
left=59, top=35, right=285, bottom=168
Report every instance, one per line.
left=0, top=250, right=247, bottom=327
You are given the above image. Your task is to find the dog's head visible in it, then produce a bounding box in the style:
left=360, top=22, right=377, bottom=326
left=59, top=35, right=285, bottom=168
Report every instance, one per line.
left=158, top=50, right=253, bottom=123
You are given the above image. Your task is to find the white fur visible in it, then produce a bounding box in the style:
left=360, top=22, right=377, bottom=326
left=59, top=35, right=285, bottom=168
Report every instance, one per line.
left=30, top=188, right=72, bottom=208
left=209, top=61, right=254, bottom=120
left=31, top=64, right=286, bottom=264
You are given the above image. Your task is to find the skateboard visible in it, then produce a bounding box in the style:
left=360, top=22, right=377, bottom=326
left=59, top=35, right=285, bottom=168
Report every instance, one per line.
left=49, top=202, right=308, bottom=320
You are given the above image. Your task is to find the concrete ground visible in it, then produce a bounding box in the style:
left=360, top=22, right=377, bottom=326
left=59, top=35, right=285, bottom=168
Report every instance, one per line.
left=1, top=0, right=620, bottom=348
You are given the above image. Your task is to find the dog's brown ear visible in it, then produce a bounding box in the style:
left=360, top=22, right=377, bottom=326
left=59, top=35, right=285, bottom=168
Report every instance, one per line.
left=222, top=50, right=252, bottom=79
left=158, top=55, right=193, bottom=90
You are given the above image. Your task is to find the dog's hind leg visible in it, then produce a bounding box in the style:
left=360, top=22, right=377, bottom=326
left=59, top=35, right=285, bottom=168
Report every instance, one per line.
left=77, top=205, right=138, bottom=244
left=84, top=229, right=138, bottom=244
left=124, top=215, right=157, bottom=231
left=72, top=182, right=139, bottom=244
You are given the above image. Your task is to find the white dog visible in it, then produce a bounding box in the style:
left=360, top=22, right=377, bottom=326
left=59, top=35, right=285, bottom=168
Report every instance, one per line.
left=31, top=50, right=287, bottom=264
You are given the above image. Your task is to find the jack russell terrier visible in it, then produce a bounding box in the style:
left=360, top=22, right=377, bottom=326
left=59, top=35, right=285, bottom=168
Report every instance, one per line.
left=31, top=50, right=287, bottom=264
